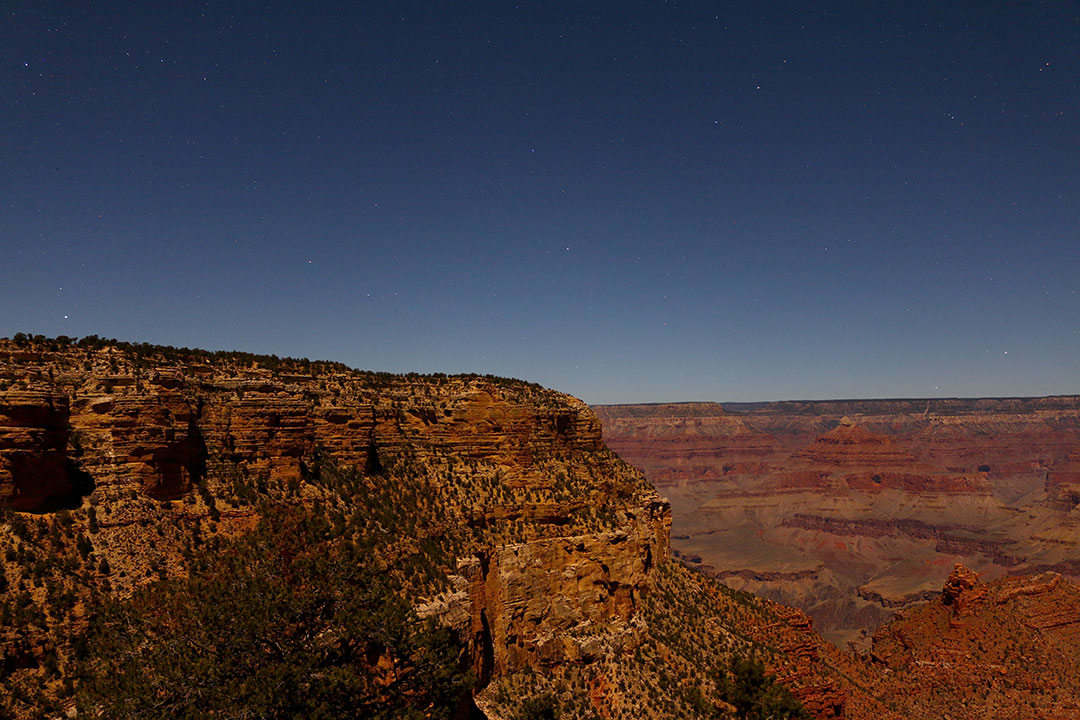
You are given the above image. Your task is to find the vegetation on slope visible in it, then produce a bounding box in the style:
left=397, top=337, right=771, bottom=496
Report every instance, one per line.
left=76, top=504, right=472, bottom=719
left=481, top=562, right=813, bottom=720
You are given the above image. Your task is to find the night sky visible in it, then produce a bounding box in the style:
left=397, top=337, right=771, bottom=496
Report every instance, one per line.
left=3, top=2, right=1078, bottom=403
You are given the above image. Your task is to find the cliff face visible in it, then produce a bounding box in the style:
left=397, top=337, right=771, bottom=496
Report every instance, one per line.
left=0, top=391, right=76, bottom=511
left=0, top=338, right=669, bottom=716
left=594, top=398, right=1080, bottom=646
left=427, top=516, right=667, bottom=685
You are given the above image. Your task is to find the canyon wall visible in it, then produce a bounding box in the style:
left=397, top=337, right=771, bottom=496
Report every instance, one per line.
left=0, top=338, right=670, bottom=713
left=594, top=398, right=1080, bottom=646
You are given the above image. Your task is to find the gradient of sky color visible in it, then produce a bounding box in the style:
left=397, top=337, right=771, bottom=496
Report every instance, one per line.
left=3, top=2, right=1078, bottom=403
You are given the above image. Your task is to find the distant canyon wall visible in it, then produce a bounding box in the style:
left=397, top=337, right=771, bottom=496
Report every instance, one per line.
left=593, top=397, right=1080, bottom=646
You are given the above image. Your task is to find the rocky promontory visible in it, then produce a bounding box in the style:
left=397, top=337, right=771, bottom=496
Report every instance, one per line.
left=0, top=336, right=671, bottom=716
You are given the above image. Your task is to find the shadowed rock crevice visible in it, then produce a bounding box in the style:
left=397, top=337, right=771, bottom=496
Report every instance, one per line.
left=0, top=392, right=99, bottom=512
left=26, top=456, right=96, bottom=514
left=477, top=610, right=495, bottom=687
left=365, top=432, right=383, bottom=475
left=47, top=458, right=96, bottom=512
left=141, top=421, right=208, bottom=500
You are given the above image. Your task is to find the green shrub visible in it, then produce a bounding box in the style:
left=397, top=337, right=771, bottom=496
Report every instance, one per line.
left=716, top=655, right=809, bottom=720
left=518, top=693, right=561, bottom=720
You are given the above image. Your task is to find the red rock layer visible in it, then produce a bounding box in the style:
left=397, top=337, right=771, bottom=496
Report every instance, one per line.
left=594, top=398, right=1080, bottom=645
left=0, top=340, right=669, bottom=694
left=868, top=565, right=1080, bottom=719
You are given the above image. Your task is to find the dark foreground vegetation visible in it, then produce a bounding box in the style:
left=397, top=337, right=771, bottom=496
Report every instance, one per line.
left=75, top=504, right=473, bottom=719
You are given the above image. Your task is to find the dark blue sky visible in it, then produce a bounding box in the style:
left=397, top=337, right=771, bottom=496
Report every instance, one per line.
left=3, top=2, right=1078, bottom=402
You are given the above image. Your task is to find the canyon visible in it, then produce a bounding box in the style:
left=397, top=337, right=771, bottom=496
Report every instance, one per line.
left=1, top=336, right=1079, bottom=719
left=594, top=398, right=1080, bottom=647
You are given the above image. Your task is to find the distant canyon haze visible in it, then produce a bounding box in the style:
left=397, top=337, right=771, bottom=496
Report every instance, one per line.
left=593, top=397, right=1080, bottom=648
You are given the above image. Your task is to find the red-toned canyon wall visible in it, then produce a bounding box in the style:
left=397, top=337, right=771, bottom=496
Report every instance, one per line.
left=0, top=339, right=670, bottom=690
left=594, top=398, right=1080, bottom=646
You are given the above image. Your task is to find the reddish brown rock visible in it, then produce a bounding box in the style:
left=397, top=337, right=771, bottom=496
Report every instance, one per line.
left=941, top=563, right=981, bottom=606
left=594, top=398, right=1080, bottom=645
left=867, top=569, right=1080, bottom=719
left=0, top=392, right=76, bottom=511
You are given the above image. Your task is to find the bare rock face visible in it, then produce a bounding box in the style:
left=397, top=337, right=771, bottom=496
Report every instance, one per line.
left=941, top=563, right=981, bottom=606
left=0, top=392, right=76, bottom=511
left=423, top=518, right=660, bottom=686
left=594, top=398, right=1080, bottom=646
left=424, top=501, right=670, bottom=683
left=69, top=391, right=205, bottom=500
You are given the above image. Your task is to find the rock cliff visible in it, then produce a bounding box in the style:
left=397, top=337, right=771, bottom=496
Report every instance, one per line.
left=0, top=337, right=670, bottom=716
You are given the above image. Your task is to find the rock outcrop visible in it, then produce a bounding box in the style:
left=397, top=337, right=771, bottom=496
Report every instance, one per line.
left=426, top=520, right=665, bottom=684
left=0, top=337, right=670, bottom=716
left=940, top=563, right=981, bottom=606
left=868, top=567, right=1080, bottom=719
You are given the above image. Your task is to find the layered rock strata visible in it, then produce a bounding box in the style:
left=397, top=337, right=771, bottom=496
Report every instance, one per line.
left=0, top=338, right=670, bottom=708
left=594, top=398, right=1080, bottom=645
